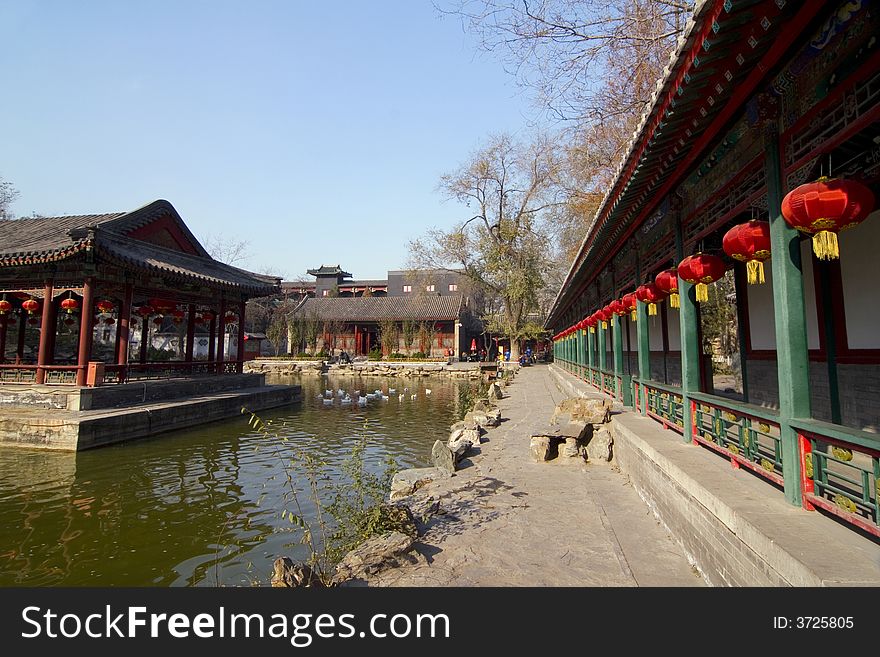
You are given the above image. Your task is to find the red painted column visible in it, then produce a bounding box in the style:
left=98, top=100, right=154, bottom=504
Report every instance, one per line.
left=216, top=298, right=226, bottom=367
left=36, top=279, right=55, bottom=384
left=185, top=303, right=196, bottom=363
left=208, top=313, right=217, bottom=363
left=116, top=283, right=133, bottom=373
left=75, top=277, right=95, bottom=386
left=139, top=310, right=149, bottom=364
left=354, top=325, right=359, bottom=356
left=0, top=314, right=7, bottom=363
left=237, top=299, right=246, bottom=372
left=16, top=311, right=26, bottom=362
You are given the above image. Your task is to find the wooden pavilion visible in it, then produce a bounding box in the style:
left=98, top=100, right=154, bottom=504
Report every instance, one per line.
left=0, top=199, right=279, bottom=386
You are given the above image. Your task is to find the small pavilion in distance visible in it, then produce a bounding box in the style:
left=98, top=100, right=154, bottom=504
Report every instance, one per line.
left=0, top=199, right=279, bottom=386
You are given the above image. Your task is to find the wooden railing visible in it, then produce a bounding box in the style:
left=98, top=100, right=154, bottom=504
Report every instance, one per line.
left=794, top=418, right=880, bottom=538
left=688, top=391, right=784, bottom=487
left=636, top=379, right=685, bottom=432
left=0, top=361, right=242, bottom=385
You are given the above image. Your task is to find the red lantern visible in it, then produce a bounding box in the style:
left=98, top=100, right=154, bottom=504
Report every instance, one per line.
left=96, top=300, right=115, bottom=314
left=22, top=299, right=40, bottom=315
left=136, top=304, right=154, bottom=317
left=677, top=254, right=726, bottom=303
left=171, top=308, right=185, bottom=324
left=722, top=220, right=772, bottom=284
left=636, top=283, right=668, bottom=316
left=27, top=316, right=40, bottom=326
left=149, top=298, right=175, bottom=313
left=201, top=311, right=214, bottom=323
left=60, top=297, right=80, bottom=315
left=781, top=176, right=875, bottom=261
left=243, top=334, right=249, bottom=342
left=597, top=306, right=612, bottom=329
left=654, top=269, right=680, bottom=308
left=622, top=292, right=638, bottom=320
left=104, top=317, right=116, bottom=326
left=0, top=298, right=10, bottom=315
left=152, top=317, right=164, bottom=327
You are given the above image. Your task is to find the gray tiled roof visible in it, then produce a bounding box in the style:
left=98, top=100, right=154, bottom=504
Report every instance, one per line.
left=293, top=295, right=464, bottom=321
left=0, top=200, right=277, bottom=294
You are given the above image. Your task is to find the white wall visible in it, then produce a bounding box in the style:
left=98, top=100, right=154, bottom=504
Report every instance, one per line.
left=666, top=305, right=681, bottom=351
left=746, top=237, right=820, bottom=350
left=840, top=213, right=880, bottom=349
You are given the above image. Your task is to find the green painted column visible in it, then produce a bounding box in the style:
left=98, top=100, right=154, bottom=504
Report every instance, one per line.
left=637, top=301, right=650, bottom=415
left=597, top=322, right=607, bottom=371
left=766, top=129, right=810, bottom=507
left=675, top=216, right=701, bottom=443
left=612, top=315, right=623, bottom=398
left=587, top=328, right=595, bottom=370
left=577, top=328, right=586, bottom=378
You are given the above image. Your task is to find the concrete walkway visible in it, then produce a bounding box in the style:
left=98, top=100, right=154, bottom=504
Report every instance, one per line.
left=371, top=364, right=704, bottom=586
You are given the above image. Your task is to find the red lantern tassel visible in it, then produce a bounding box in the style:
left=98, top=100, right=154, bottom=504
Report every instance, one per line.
left=746, top=260, right=765, bottom=285
left=630, top=310, right=637, bottom=321
left=610, top=316, right=615, bottom=327
left=812, top=230, right=839, bottom=261
left=589, top=326, right=595, bottom=334
left=669, top=292, right=679, bottom=309
left=696, top=283, right=709, bottom=303
left=648, top=303, right=657, bottom=316
left=601, top=320, right=607, bottom=329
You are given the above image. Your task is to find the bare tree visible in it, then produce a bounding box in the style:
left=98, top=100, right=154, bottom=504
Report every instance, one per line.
left=438, top=0, right=691, bottom=125
left=401, top=318, right=418, bottom=355
left=409, top=133, right=563, bottom=358
left=0, top=176, right=20, bottom=220
left=203, top=233, right=252, bottom=265
left=378, top=318, right=399, bottom=356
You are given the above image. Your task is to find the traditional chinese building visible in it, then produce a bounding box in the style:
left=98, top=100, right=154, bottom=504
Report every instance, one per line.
left=0, top=199, right=279, bottom=386
left=290, top=295, right=474, bottom=358
left=548, top=0, right=879, bottom=536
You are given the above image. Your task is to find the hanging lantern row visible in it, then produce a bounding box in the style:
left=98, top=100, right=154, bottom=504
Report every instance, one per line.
left=781, top=176, right=874, bottom=261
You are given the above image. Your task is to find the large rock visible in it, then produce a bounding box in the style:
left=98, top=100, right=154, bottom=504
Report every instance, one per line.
left=487, top=382, right=504, bottom=399
left=465, top=408, right=502, bottom=429
left=586, top=427, right=614, bottom=462
left=551, top=397, right=612, bottom=426
left=448, top=428, right=481, bottom=459
left=389, top=467, right=451, bottom=501
left=331, top=531, right=416, bottom=584
left=559, top=436, right=583, bottom=460
left=529, top=435, right=556, bottom=462
left=271, top=557, right=324, bottom=587
left=431, top=440, right=456, bottom=474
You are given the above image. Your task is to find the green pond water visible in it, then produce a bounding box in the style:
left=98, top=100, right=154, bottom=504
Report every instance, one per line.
left=0, top=374, right=475, bottom=586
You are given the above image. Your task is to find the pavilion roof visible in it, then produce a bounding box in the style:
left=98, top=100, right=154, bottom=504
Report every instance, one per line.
left=292, top=295, right=464, bottom=322
left=0, top=200, right=279, bottom=295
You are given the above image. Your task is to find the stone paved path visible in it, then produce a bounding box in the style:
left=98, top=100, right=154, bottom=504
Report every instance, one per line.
left=370, top=364, right=705, bottom=587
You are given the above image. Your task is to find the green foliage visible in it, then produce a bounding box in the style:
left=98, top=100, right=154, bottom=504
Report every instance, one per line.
left=411, top=351, right=427, bottom=359
left=700, top=270, right=738, bottom=373
left=325, top=435, right=400, bottom=565
left=367, top=348, right=382, bottom=361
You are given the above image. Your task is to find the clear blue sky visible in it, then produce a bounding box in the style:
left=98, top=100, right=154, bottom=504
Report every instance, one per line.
left=0, top=1, right=537, bottom=280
